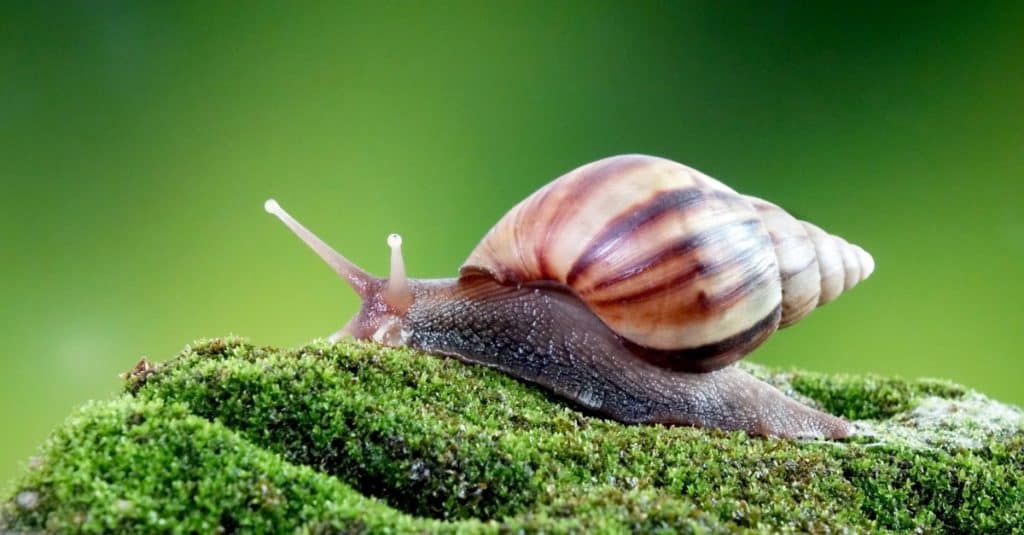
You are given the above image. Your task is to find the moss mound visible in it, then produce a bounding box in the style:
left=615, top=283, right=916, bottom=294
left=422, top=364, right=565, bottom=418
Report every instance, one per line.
left=3, top=338, right=1022, bottom=533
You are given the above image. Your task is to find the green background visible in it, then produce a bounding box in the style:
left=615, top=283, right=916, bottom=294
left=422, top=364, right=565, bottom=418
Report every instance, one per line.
left=2, top=2, right=1021, bottom=487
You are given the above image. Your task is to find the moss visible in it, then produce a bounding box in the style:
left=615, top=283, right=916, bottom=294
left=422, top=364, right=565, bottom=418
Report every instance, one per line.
left=3, top=337, right=1022, bottom=533
left=784, top=369, right=966, bottom=420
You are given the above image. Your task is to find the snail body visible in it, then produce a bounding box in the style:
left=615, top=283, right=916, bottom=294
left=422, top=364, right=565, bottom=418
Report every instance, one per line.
left=265, top=155, right=874, bottom=438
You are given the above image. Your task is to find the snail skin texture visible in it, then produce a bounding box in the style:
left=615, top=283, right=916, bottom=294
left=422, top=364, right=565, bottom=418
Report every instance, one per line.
left=265, top=154, right=874, bottom=439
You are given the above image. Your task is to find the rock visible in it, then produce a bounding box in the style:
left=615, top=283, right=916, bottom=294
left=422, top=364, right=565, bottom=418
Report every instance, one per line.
left=2, top=337, right=1022, bottom=532
left=14, top=491, right=38, bottom=511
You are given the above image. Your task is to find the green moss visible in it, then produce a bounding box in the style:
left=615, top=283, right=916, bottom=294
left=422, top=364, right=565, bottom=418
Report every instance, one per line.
left=784, top=370, right=966, bottom=420
left=3, top=337, right=1022, bottom=533
left=0, top=398, right=438, bottom=533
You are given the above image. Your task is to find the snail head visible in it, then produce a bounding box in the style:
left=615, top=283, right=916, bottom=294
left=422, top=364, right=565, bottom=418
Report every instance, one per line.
left=263, top=199, right=414, bottom=346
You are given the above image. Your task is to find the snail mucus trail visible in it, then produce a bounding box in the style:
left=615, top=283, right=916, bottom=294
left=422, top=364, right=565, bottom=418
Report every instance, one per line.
left=264, top=155, right=874, bottom=439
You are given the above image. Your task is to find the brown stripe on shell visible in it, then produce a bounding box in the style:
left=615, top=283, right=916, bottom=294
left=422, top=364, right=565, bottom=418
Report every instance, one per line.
left=566, top=187, right=706, bottom=286
left=536, top=155, right=654, bottom=279
left=589, top=215, right=765, bottom=295
left=566, top=187, right=754, bottom=288
left=780, top=256, right=817, bottom=282
left=582, top=214, right=779, bottom=350
left=526, top=177, right=560, bottom=280
left=590, top=260, right=707, bottom=308
left=630, top=304, right=782, bottom=372
left=781, top=290, right=819, bottom=327
left=694, top=252, right=777, bottom=313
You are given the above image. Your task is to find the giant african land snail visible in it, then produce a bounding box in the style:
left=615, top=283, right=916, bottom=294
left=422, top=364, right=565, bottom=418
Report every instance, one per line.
left=265, top=155, right=873, bottom=438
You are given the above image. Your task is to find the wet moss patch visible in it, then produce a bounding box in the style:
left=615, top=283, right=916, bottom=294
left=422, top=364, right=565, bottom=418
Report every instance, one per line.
left=3, top=337, right=1022, bottom=533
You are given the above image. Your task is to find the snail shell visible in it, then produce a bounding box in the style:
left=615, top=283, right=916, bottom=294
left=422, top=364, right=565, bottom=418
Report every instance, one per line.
left=463, top=155, right=873, bottom=371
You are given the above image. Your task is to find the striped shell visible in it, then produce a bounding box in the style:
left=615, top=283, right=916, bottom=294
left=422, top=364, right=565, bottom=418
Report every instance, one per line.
left=462, top=155, right=873, bottom=371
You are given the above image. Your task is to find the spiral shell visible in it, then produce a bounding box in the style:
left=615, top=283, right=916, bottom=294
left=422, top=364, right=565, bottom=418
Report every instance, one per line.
left=462, top=155, right=873, bottom=370
left=745, top=196, right=874, bottom=328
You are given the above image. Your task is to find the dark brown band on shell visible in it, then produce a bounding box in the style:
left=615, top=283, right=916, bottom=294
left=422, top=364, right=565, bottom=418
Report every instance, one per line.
left=566, top=187, right=706, bottom=286
left=629, top=304, right=782, bottom=372
left=537, top=156, right=654, bottom=279
left=587, top=218, right=765, bottom=297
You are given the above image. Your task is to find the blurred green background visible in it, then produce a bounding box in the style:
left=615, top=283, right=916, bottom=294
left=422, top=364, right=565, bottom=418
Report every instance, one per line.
left=2, top=2, right=1022, bottom=487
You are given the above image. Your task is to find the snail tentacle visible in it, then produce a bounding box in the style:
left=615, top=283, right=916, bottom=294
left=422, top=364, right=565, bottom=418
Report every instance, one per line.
left=265, top=198, right=376, bottom=298
left=384, top=233, right=413, bottom=314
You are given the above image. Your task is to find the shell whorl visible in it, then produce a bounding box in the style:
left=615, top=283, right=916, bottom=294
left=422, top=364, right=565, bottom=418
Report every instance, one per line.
left=461, top=154, right=873, bottom=370
left=746, top=197, right=874, bottom=327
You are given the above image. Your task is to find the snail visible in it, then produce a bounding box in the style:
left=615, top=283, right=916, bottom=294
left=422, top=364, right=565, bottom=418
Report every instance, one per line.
left=264, top=154, right=874, bottom=438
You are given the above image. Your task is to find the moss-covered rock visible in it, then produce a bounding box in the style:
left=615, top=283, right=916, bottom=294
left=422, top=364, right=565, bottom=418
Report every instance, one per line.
left=2, top=337, right=1022, bottom=533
